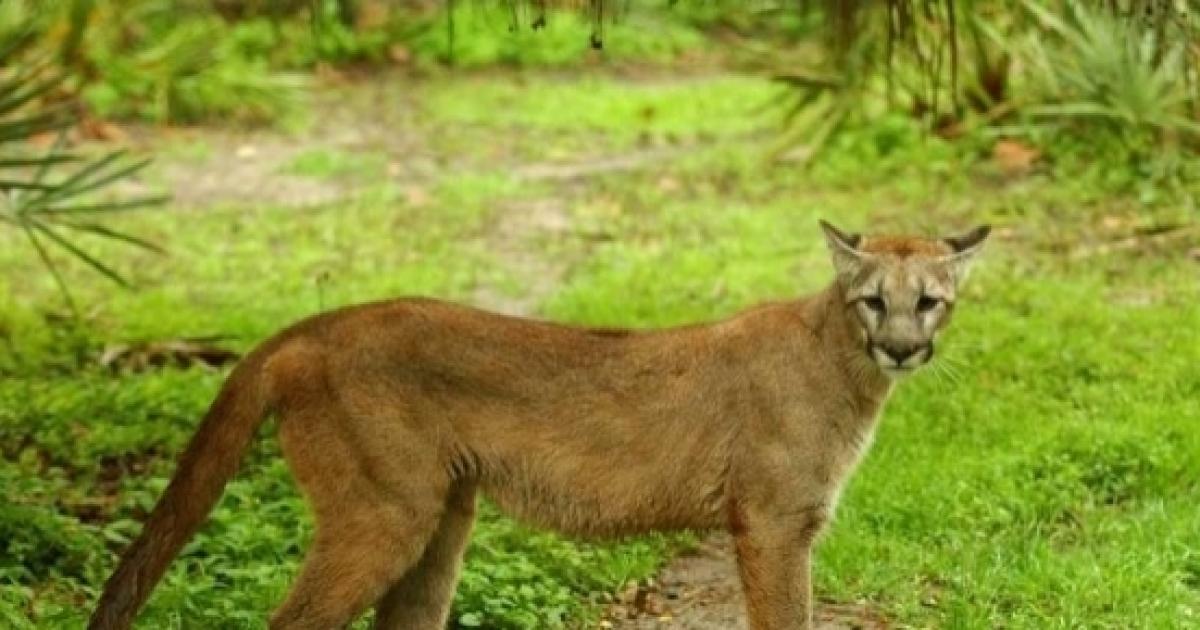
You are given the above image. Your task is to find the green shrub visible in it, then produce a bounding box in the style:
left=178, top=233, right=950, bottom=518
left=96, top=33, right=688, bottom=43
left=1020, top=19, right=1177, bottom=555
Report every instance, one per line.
left=402, top=4, right=707, bottom=68
left=0, top=3, right=166, bottom=312
left=78, top=4, right=305, bottom=124
left=981, top=0, right=1200, bottom=197
left=0, top=468, right=102, bottom=583
left=1007, top=0, right=1200, bottom=144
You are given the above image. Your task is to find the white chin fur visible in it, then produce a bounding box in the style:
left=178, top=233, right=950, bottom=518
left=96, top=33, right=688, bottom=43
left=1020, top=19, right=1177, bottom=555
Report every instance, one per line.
left=880, top=366, right=917, bottom=379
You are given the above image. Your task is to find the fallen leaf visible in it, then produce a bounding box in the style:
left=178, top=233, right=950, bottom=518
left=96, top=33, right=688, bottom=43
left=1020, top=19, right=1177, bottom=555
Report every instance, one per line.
left=992, top=139, right=1040, bottom=176
left=388, top=44, right=411, bottom=65
left=78, top=116, right=127, bottom=142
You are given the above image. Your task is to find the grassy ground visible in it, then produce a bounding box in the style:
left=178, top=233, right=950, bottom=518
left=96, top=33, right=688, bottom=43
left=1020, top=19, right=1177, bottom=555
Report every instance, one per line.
left=2, top=66, right=1198, bottom=629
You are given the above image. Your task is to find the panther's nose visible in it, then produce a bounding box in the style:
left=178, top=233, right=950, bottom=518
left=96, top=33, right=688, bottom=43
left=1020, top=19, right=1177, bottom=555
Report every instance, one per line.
left=882, top=344, right=922, bottom=365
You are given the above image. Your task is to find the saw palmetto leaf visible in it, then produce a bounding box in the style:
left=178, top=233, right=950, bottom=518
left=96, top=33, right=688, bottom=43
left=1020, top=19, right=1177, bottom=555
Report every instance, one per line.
left=1, top=21, right=168, bottom=312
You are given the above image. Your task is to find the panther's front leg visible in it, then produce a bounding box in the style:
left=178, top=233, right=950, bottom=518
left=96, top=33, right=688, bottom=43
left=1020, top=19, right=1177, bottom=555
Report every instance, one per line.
left=732, top=501, right=829, bottom=630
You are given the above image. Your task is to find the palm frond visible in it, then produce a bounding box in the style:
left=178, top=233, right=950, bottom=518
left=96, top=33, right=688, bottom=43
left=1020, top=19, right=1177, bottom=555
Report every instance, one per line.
left=0, top=18, right=168, bottom=312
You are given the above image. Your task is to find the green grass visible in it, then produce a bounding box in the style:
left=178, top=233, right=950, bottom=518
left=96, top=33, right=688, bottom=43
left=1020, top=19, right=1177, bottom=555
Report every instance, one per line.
left=819, top=267, right=1200, bottom=627
left=280, top=148, right=388, bottom=180
left=424, top=74, right=782, bottom=151
left=2, top=67, right=1199, bottom=629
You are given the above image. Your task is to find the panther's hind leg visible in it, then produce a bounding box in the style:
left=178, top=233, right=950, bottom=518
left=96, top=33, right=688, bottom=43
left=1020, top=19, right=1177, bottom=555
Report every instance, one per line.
left=268, top=396, right=449, bottom=630
left=373, top=481, right=477, bottom=630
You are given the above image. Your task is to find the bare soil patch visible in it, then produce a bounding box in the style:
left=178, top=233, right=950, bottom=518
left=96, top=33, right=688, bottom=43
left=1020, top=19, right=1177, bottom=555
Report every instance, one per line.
left=603, top=534, right=888, bottom=630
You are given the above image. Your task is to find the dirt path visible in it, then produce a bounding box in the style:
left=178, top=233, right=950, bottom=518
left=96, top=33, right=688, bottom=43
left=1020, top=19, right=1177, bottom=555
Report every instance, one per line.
left=122, top=78, right=432, bottom=209
left=470, top=196, right=572, bottom=316
left=602, top=534, right=886, bottom=629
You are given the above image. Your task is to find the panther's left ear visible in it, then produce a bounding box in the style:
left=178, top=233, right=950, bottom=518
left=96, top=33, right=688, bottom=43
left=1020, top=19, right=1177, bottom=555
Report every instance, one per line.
left=940, top=225, right=991, bottom=282
left=819, top=220, right=869, bottom=286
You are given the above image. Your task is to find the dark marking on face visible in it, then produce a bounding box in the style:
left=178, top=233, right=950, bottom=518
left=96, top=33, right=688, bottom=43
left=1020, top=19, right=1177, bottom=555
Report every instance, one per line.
left=860, top=237, right=950, bottom=258
left=726, top=495, right=747, bottom=535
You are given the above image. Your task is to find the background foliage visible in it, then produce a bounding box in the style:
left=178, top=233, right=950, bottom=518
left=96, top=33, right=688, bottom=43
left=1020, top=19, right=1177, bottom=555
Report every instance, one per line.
left=1, top=0, right=1197, bottom=628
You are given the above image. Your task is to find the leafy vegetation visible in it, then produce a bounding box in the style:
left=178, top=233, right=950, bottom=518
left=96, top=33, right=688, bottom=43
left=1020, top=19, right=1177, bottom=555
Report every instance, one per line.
left=1, top=1, right=1198, bottom=628
left=768, top=1, right=1200, bottom=179
left=976, top=0, right=1200, bottom=197
left=1013, top=0, right=1199, bottom=139
left=18, top=0, right=718, bottom=125
left=0, top=10, right=166, bottom=312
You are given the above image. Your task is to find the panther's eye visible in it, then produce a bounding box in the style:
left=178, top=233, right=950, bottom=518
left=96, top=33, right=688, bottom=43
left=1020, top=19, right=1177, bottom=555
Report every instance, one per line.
left=916, top=295, right=939, bottom=312
left=863, top=296, right=886, bottom=313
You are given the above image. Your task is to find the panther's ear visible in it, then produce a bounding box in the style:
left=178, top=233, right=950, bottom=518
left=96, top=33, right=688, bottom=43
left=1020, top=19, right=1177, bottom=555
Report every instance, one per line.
left=819, top=220, right=867, bottom=284
left=944, top=225, right=991, bottom=256
left=940, top=225, right=991, bottom=282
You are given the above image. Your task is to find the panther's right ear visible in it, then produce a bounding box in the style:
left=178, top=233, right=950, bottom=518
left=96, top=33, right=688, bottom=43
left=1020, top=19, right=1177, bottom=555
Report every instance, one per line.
left=819, top=220, right=867, bottom=284
left=939, top=224, right=991, bottom=283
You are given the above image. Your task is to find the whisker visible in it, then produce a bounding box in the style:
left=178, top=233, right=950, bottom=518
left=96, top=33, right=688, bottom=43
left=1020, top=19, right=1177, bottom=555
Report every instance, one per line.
left=917, top=356, right=957, bottom=390
left=937, top=355, right=972, bottom=376
left=932, top=362, right=953, bottom=389
left=941, top=354, right=973, bottom=366
left=933, top=357, right=964, bottom=385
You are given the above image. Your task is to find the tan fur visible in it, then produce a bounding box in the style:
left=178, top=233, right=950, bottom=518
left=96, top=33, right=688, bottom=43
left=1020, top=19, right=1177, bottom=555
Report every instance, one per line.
left=88, top=222, right=988, bottom=630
